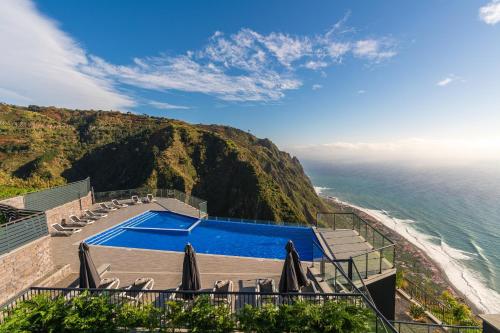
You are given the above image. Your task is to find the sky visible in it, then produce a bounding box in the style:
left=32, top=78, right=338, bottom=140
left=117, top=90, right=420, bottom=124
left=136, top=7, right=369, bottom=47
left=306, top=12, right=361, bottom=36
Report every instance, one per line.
left=1, top=0, right=500, bottom=163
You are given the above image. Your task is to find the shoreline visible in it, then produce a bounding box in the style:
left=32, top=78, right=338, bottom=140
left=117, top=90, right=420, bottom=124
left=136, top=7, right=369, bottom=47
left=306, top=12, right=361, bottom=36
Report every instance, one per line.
left=319, top=194, right=483, bottom=314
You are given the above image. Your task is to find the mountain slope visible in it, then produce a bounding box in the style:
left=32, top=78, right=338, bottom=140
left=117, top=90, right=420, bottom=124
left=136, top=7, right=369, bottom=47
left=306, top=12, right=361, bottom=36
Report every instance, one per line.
left=0, top=104, right=329, bottom=223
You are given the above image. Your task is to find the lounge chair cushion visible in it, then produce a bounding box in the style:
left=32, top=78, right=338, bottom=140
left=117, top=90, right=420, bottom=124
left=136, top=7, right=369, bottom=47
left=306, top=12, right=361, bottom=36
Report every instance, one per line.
left=259, top=279, right=274, bottom=293
left=215, top=280, right=231, bottom=292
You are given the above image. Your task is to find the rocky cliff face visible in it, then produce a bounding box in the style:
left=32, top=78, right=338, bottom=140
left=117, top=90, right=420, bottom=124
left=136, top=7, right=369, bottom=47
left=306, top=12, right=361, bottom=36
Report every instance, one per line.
left=0, top=104, right=328, bottom=223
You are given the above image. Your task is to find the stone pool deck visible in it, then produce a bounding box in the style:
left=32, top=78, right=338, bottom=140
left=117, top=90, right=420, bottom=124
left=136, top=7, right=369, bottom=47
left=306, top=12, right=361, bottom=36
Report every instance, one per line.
left=48, top=199, right=305, bottom=291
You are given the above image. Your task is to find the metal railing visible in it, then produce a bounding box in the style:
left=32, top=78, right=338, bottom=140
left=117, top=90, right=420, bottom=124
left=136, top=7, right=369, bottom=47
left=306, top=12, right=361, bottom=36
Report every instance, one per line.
left=23, top=178, right=91, bottom=211
left=311, top=241, right=396, bottom=332
left=391, top=320, right=481, bottom=333
left=402, top=279, right=466, bottom=326
left=94, top=188, right=208, bottom=218
left=207, top=215, right=310, bottom=227
left=1, top=287, right=392, bottom=332
left=317, top=212, right=396, bottom=279
left=0, top=211, right=47, bottom=255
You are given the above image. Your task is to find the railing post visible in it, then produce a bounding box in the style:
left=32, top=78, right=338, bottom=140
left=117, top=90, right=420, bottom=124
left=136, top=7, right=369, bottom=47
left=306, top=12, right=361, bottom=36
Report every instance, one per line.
left=333, top=213, right=336, bottom=230
left=379, top=250, right=383, bottom=274
left=365, top=253, right=369, bottom=279
left=348, top=259, right=353, bottom=280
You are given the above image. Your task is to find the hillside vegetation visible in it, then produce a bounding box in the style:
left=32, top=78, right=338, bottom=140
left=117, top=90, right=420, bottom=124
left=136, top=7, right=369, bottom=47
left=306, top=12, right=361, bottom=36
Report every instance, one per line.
left=0, top=104, right=328, bottom=223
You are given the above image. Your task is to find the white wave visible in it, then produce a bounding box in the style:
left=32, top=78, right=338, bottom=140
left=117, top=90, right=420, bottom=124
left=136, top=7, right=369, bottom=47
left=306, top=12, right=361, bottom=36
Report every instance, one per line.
left=335, top=199, right=500, bottom=313
left=313, top=186, right=330, bottom=195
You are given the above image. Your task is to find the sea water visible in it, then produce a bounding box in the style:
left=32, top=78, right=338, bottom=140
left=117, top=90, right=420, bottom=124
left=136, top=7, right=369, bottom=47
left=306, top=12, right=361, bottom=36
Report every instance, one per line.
left=304, top=161, right=500, bottom=313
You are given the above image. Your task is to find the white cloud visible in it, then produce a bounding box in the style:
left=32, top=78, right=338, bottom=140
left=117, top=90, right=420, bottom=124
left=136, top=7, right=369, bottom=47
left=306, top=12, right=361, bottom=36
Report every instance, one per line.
left=0, top=0, right=134, bottom=110
left=0, top=2, right=398, bottom=107
left=148, top=101, right=190, bottom=110
left=289, top=138, right=500, bottom=164
left=304, top=61, right=328, bottom=70
left=436, top=74, right=463, bottom=87
left=312, top=84, right=323, bottom=90
left=357, top=89, right=366, bottom=94
left=479, top=0, right=500, bottom=25
left=353, top=39, right=397, bottom=62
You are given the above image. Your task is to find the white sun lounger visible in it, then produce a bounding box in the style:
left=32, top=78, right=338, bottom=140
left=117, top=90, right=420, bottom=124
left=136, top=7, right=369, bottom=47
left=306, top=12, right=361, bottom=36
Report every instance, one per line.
left=144, top=194, right=157, bottom=203
left=111, top=199, right=128, bottom=208
left=70, top=215, right=94, bottom=225
left=256, top=278, right=279, bottom=306
left=81, top=211, right=99, bottom=220
left=131, top=195, right=143, bottom=205
left=99, top=203, right=117, bottom=211
left=211, top=280, right=234, bottom=309
left=52, top=223, right=81, bottom=236
left=84, top=209, right=107, bottom=218
left=99, top=277, right=120, bottom=289
left=118, top=277, right=154, bottom=303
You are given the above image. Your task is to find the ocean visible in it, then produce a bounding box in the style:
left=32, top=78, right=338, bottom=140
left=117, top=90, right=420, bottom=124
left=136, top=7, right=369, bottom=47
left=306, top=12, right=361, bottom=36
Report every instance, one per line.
left=304, top=161, right=500, bottom=313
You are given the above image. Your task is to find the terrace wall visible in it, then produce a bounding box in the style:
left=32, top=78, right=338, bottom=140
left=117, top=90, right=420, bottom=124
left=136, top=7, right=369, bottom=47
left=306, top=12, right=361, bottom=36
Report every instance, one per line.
left=0, top=236, right=54, bottom=305
left=0, top=196, right=24, bottom=209
left=44, top=192, right=93, bottom=229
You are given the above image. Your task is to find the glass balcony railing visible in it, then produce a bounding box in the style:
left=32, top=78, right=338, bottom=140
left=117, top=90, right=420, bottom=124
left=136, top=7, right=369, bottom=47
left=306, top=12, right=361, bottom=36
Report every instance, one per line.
left=317, top=212, right=396, bottom=279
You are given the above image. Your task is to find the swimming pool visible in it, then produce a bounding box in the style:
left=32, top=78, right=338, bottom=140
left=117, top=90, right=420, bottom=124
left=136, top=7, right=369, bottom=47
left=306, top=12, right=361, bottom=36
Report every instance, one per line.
left=86, top=211, right=316, bottom=260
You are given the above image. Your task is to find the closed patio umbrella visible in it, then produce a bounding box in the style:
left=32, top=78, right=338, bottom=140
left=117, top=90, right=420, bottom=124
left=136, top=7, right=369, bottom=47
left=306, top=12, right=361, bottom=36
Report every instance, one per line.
left=78, top=242, right=100, bottom=288
left=279, top=240, right=308, bottom=293
left=181, top=243, right=201, bottom=298
left=286, top=240, right=308, bottom=288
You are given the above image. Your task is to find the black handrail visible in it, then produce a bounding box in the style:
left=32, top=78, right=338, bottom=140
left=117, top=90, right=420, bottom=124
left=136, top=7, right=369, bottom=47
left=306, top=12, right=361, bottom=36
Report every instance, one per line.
left=311, top=240, right=397, bottom=332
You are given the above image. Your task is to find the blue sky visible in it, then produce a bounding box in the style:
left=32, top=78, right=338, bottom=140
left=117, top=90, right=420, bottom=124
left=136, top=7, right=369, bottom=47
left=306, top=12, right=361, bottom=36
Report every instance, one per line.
left=1, top=0, right=500, bottom=161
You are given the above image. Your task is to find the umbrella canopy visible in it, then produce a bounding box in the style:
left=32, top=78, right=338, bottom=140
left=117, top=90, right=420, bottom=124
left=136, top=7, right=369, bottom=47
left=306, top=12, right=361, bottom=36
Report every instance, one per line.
left=78, top=242, right=100, bottom=288
left=181, top=243, right=201, bottom=292
left=279, top=240, right=308, bottom=293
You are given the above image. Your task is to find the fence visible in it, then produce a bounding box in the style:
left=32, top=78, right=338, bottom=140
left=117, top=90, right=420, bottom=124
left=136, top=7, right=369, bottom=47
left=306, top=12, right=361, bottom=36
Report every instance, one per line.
left=391, top=321, right=481, bottom=333
left=94, top=188, right=208, bottom=218
left=402, top=278, right=461, bottom=325
left=208, top=215, right=310, bottom=227
left=0, top=211, right=47, bottom=255
left=1, top=287, right=393, bottom=333
left=24, top=178, right=91, bottom=211
left=317, top=212, right=396, bottom=279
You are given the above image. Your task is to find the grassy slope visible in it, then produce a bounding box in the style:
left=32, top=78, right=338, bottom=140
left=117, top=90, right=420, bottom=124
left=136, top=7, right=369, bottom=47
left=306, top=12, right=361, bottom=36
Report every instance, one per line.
left=0, top=104, right=329, bottom=223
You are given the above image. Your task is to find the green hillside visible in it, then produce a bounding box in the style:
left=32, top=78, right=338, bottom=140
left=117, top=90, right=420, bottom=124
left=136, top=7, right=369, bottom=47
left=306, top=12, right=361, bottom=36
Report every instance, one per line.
left=0, top=104, right=329, bottom=223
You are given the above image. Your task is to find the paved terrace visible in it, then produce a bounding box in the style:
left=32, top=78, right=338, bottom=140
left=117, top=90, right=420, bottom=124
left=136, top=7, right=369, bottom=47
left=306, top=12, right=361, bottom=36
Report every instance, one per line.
left=317, top=228, right=394, bottom=283
left=49, top=198, right=307, bottom=291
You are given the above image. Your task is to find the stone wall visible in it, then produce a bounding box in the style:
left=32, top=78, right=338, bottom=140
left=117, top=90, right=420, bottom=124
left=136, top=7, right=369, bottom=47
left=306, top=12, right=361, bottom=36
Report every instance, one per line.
left=45, top=192, right=93, bottom=229
left=0, top=195, right=24, bottom=209
left=0, top=236, right=54, bottom=305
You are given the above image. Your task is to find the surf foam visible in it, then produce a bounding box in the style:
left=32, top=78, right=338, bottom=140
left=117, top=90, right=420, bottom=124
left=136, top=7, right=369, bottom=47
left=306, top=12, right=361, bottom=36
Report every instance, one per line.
left=330, top=197, right=500, bottom=313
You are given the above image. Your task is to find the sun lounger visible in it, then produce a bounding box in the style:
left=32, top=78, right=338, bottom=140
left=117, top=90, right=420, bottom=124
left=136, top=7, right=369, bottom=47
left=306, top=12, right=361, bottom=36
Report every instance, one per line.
left=299, top=281, right=319, bottom=301
left=81, top=211, right=99, bottom=221
left=144, top=194, right=157, bottom=203
left=70, top=215, right=94, bottom=225
left=62, top=218, right=87, bottom=228
left=98, top=277, right=120, bottom=289
left=256, top=278, right=278, bottom=305
left=118, top=277, right=154, bottom=303
left=84, top=209, right=107, bottom=218
left=168, top=284, right=183, bottom=301
left=52, top=223, right=81, bottom=236
left=211, top=280, right=234, bottom=308
left=111, top=199, right=128, bottom=208
left=131, top=195, right=143, bottom=205
left=99, top=202, right=117, bottom=211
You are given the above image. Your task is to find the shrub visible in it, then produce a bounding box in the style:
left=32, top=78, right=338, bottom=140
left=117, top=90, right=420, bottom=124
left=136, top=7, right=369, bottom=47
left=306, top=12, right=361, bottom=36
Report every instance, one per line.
left=63, top=291, right=117, bottom=333
left=409, top=304, right=426, bottom=320
left=115, top=303, right=160, bottom=332
left=0, top=294, right=68, bottom=333
left=0, top=293, right=377, bottom=333
left=183, top=296, right=235, bottom=333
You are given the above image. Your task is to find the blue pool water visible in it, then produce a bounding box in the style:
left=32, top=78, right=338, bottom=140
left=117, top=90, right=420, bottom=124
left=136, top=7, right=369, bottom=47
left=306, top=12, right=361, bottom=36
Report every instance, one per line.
left=86, top=211, right=316, bottom=260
